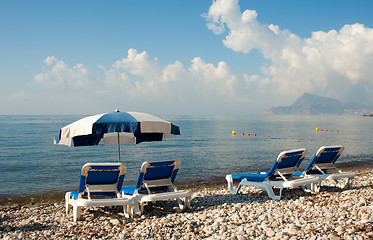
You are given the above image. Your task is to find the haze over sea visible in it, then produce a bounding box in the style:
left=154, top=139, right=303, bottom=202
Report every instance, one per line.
left=0, top=115, right=372, bottom=198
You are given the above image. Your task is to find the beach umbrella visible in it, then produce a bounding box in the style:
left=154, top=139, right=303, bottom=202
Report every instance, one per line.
left=54, top=109, right=180, bottom=162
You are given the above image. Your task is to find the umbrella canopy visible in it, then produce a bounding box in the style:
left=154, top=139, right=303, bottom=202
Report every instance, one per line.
left=54, top=110, right=180, bottom=162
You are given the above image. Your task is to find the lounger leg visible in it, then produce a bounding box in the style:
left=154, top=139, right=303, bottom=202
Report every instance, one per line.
left=176, top=198, right=184, bottom=211
left=73, top=205, right=81, bottom=222
left=334, top=177, right=353, bottom=189
left=65, top=192, right=71, bottom=214
left=262, top=183, right=281, bottom=200
left=185, top=196, right=191, bottom=209
left=123, top=204, right=131, bottom=218
left=315, top=182, right=321, bottom=192
left=345, top=178, right=353, bottom=189
left=123, top=204, right=129, bottom=218
left=226, top=175, right=241, bottom=194
left=140, top=202, right=145, bottom=214
left=309, top=182, right=320, bottom=192
left=302, top=184, right=312, bottom=193
left=276, top=187, right=284, bottom=200
left=133, top=200, right=140, bottom=216
left=303, top=181, right=320, bottom=193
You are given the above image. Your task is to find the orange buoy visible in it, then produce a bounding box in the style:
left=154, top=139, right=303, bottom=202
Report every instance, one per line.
left=241, top=133, right=245, bottom=135
left=254, top=134, right=257, bottom=136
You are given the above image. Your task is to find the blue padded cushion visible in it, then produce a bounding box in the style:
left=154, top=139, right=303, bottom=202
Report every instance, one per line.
left=231, top=173, right=268, bottom=182
left=303, top=147, right=342, bottom=174
left=70, top=191, right=79, bottom=199
left=277, top=154, right=302, bottom=169
left=134, top=160, right=178, bottom=193
left=122, top=185, right=136, bottom=195
left=86, top=171, right=120, bottom=185
left=315, top=151, right=339, bottom=164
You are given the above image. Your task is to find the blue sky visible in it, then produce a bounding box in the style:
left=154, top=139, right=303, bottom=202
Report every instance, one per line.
left=1, top=0, right=373, bottom=115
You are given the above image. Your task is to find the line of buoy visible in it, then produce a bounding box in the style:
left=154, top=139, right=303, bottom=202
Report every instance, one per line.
left=233, top=128, right=341, bottom=136
left=231, top=132, right=371, bottom=144
left=316, top=128, right=339, bottom=132
left=232, top=131, right=257, bottom=136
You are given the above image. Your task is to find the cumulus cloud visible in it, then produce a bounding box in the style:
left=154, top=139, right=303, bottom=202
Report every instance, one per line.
left=101, top=49, right=163, bottom=97
left=32, top=0, right=373, bottom=114
left=34, top=56, right=89, bottom=90
left=99, top=49, right=248, bottom=111
left=34, top=48, right=251, bottom=114
left=205, top=0, right=373, bottom=105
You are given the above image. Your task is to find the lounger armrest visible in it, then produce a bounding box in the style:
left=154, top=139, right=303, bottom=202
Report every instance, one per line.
left=139, top=190, right=192, bottom=202
left=282, top=176, right=320, bottom=188
left=327, top=172, right=356, bottom=180
left=69, top=197, right=134, bottom=207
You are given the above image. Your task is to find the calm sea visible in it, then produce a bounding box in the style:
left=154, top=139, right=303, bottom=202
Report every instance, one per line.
left=0, top=114, right=372, bottom=197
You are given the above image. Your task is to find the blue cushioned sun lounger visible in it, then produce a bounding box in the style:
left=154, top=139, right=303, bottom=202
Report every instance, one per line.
left=122, top=160, right=192, bottom=214
left=65, top=163, right=136, bottom=222
left=300, top=146, right=356, bottom=191
left=226, top=148, right=320, bottom=200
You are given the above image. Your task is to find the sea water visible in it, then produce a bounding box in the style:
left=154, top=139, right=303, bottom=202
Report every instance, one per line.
left=0, top=114, right=372, bottom=197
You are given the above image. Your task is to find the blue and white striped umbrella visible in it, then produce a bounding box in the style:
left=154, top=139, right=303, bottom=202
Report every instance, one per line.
left=54, top=110, right=180, bottom=162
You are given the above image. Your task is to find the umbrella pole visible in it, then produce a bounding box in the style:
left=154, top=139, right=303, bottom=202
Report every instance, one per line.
left=117, top=132, right=121, bottom=163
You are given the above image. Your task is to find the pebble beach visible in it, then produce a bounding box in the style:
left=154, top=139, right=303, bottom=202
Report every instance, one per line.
left=1, top=164, right=372, bottom=240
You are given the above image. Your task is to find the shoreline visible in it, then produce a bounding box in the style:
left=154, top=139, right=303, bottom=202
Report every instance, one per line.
left=1, top=163, right=372, bottom=239
left=1, top=159, right=372, bottom=208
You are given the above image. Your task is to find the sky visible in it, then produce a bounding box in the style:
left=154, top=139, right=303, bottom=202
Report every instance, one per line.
left=1, top=0, right=373, bottom=115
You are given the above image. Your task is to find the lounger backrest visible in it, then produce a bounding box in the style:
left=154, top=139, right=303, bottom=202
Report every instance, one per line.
left=303, top=146, right=344, bottom=173
left=78, top=163, right=126, bottom=196
left=134, top=160, right=181, bottom=194
left=267, top=148, right=307, bottom=179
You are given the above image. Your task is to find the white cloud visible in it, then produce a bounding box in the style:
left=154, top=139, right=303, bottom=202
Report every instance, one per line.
left=100, top=49, right=164, bottom=98
left=34, top=56, right=89, bottom=90
left=189, top=57, right=244, bottom=99
left=30, top=0, right=373, bottom=115
left=205, top=0, right=373, bottom=105
left=100, top=49, right=248, bottom=110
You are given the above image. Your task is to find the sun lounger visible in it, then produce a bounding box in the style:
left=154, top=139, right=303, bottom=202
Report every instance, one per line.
left=65, top=163, right=136, bottom=222
left=121, top=160, right=192, bottom=214
left=226, top=148, right=320, bottom=200
left=300, top=146, right=356, bottom=191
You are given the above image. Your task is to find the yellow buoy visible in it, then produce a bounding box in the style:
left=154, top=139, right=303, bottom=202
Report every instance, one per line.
left=316, top=127, right=319, bottom=132
left=232, top=131, right=236, bottom=136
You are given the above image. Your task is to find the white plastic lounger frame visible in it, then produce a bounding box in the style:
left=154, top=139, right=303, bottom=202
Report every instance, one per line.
left=303, top=146, right=356, bottom=191
left=65, top=163, right=136, bottom=222
left=136, top=177, right=192, bottom=213
left=122, top=160, right=192, bottom=214
left=226, top=149, right=320, bottom=200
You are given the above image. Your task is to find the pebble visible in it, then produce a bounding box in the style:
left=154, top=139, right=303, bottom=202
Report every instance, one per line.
left=110, top=217, right=121, bottom=225
left=0, top=167, right=372, bottom=239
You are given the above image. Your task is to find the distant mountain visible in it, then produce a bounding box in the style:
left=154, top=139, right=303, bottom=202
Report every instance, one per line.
left=265, top=93, right=373, bottom=115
